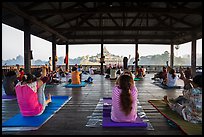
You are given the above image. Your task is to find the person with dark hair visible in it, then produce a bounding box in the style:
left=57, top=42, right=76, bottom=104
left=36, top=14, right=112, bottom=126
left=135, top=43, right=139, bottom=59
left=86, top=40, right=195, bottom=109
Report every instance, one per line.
left=33, top=68, right=43, bottom=78
left=135, top=66, right=143, bottom=78
left=164, top=67, right=202, bottom=124
left=3, top=70, right=18, bottom=95
left=184, top=67, right=192, bottom=79
left=111, top=74, right=138, bottom=122
left=105, top=64, right=112, bottom=78
left=48, top=57, right=52, bottom=73
left=140, top=66, right=146, bottom=77
left=162, top=63, right=179, bottom=87
left=123, top=57, right=128, bottom=70
left=17, top=68, right=24, bottom=81
left=71, top=66, right=81, bottom=84
left=152, top=66, right=167, bottom=81
left=15, top=73, right=51, bottom=116
left=15, top=64, right=20, bottom=78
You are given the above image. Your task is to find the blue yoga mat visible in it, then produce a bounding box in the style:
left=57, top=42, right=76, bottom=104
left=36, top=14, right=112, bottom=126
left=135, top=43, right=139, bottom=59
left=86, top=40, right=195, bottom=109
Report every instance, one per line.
left=102, top=98, right=148, bottom=127
left=2, top=96, right=71, bottom=131
left=2, top=94, right=17, bottom=100
left=63, top=81, right=87, bottom=88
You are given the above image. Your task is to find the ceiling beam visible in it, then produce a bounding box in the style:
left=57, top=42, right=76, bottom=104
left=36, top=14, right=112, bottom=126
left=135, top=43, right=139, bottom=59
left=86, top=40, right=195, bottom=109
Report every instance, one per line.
left=2, top=3, right=69, bottom=42
left=27, top=6, right=201, bottom=15
left=64, top=34, right=174, bottom=39
left=56, top=26, right=192, bottom=32
left=60, top=41, right=171, bottom=45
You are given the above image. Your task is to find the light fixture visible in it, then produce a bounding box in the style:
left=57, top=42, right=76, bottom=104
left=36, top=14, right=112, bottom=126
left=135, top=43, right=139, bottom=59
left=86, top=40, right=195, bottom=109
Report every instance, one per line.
left=175, top=45, right=180, bottom=50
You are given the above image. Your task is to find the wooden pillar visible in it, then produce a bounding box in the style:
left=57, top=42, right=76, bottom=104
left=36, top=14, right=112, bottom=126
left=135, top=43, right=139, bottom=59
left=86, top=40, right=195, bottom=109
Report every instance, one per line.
left=170, top=44, right=174, bottom=68
left=24, top=19, right=31, bottom=74
left=135, top=43, right=139, bottom=70
left=52, top=35, right=56, bottom=71
left=100, top=43, right=104, bottom=75
left=65, top=42, right=69, bottom=72
left=191, top=38, right=196, bottom=77
left=100, top=13, right=104, bottom=75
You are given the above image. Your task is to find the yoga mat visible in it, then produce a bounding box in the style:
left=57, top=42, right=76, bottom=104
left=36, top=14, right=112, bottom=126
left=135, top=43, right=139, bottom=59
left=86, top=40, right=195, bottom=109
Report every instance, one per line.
left=148, top=99, right=202, bottom=135
left=2, top=94, right=17, bottom=100
left=134, top=78, right=143, bottom=81
left=63, top=81, right=87, bottom=88
left=102, top=98, right=148, bottom=127
left=45, top=84, right=55, bottom=88
left=2, top=96, right=72, bottom=131
left=152, top=82, right=181, bottom=89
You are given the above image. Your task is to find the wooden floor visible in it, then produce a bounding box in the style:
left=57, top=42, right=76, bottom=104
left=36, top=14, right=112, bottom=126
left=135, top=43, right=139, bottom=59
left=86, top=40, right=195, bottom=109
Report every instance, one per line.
left=2, top=73, right=186, bottom=135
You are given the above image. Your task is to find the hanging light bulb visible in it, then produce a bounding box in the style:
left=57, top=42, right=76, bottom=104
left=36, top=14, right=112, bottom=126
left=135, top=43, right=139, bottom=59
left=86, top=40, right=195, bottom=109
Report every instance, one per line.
left=175, top=45, right=180, bottom=50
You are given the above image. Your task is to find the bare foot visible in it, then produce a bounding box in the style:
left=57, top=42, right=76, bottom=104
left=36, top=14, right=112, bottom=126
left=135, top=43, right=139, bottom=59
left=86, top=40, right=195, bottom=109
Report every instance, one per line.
left=46, top=94, right=52, bottom=104
left=163, top=95, right=169, bottom=104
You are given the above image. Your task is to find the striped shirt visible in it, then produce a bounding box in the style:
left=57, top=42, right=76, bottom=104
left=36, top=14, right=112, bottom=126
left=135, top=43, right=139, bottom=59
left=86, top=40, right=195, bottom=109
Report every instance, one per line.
left=111, top=85, right=138, bottom=122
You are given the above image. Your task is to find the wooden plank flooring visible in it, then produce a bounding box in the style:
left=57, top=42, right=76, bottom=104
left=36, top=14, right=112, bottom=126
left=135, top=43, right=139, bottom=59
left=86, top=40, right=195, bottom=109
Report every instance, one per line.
left=2, top=73, right=186, bottom=135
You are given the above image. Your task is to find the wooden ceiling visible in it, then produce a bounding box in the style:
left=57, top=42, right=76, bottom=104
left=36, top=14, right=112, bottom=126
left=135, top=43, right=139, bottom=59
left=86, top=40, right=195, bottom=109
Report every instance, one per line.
left=2, top=2, right=202, bottom=45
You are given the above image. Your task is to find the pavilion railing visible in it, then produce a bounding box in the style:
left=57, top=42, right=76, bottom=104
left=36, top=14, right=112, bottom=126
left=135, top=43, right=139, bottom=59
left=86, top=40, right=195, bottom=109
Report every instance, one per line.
left=2, top=65, right=202, bottom=78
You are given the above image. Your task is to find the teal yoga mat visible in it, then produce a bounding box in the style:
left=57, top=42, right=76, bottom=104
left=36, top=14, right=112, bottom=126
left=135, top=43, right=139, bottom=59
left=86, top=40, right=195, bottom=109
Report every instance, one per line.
left=63, top=81, right=87, bottom=88
left=134, top=78, right=143, bottom=81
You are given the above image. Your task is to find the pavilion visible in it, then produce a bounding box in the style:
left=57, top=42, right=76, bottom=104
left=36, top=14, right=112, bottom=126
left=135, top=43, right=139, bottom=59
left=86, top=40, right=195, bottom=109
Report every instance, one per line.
left=2, top=2, right=202, bottom=135
left=2, top=2, right=202, bottom=76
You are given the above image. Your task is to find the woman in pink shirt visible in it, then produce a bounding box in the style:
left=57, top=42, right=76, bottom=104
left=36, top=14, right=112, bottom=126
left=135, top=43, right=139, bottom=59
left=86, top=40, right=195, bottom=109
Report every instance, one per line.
left=15, top=73, right=51, bottom=116
left=111, top=74, right=138, bottom=122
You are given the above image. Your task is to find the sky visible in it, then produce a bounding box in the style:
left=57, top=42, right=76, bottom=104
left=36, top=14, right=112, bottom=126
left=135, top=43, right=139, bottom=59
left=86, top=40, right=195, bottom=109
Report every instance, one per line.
left=2, top=23, right=202, bottom=61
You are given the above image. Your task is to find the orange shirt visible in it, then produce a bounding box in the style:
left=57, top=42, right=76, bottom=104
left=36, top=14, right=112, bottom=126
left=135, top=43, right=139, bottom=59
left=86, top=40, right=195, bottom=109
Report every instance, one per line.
left=71, top=71, right=81, bottom=84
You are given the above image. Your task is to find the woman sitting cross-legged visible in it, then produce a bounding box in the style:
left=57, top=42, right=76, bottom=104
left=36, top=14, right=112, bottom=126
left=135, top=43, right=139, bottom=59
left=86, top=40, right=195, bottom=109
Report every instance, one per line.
left=111, top=74, right=138, bottom=122
left=3, top=70, right=18, bottom=96
left=15, top=73, right=51, bottom=116
left=71, top=66, right=82, bottom=84
left=162, top=65, right=179, bottom=87
left=164, top=67, right=202, bottom=124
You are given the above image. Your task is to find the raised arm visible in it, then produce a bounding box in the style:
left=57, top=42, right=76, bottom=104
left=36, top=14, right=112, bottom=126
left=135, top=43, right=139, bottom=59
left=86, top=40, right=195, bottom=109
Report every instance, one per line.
left=179, top=67, right=191, bottom=87
left=166, top=61, right=172, bottom=72
left=37, top=76, right=49, bottom=89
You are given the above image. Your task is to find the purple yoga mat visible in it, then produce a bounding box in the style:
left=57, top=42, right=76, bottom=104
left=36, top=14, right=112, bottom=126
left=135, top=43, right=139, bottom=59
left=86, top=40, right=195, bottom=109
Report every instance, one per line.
left=103, top=116, right=148, bottom=127
left=2, top=94, right=17, bottom=100
left=102, top=98, right=148, bottom=127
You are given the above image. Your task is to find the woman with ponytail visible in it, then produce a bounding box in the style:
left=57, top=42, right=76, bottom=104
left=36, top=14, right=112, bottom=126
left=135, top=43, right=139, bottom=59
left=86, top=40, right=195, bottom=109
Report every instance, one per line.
left=111, top=74, right=138, bottom=122
left=15, top=73, right=51, bottom=116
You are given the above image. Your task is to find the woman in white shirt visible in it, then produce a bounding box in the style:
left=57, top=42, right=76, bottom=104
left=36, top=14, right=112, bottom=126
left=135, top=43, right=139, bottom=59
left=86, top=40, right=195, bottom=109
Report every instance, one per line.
left=163, top=66, right=179, bottom=87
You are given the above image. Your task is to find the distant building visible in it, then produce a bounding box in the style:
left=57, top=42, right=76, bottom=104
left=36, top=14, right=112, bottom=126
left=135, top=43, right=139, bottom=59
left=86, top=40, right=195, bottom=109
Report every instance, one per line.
left=88, top=46, right=123, bottom=66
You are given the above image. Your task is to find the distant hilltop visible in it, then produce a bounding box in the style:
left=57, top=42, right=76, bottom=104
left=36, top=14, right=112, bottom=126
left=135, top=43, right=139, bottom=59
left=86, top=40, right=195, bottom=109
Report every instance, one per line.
left=2, top=47, right=126, bottom=66
left=2, top=48, right=202, bottom=66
